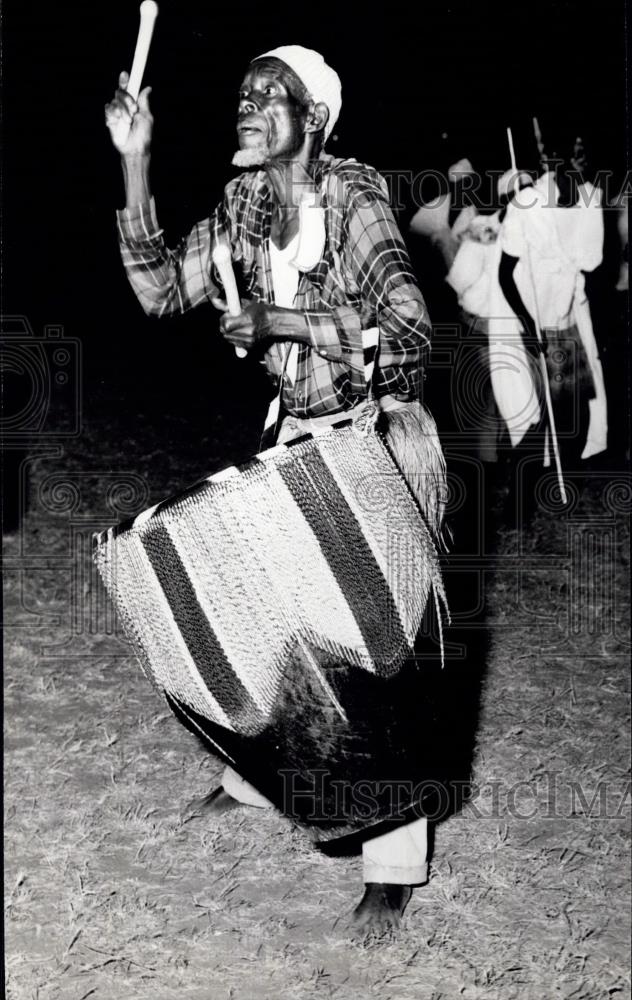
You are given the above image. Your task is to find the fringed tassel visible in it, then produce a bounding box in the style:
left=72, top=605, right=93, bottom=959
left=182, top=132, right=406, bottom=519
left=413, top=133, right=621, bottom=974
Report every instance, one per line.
left=432, top=576, right=451, bottom=668
left=381, top=401, right=452, bottom=665
left=380, top=401, right=449, bottom=547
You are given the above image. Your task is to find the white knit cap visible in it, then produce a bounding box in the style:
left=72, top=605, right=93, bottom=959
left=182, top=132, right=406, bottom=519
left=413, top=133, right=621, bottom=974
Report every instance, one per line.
left=254, top=45, right=342, bottom=143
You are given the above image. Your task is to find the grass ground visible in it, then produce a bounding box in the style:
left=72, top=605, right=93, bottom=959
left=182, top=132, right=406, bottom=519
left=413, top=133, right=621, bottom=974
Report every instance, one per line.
left=4, top=389, right=630, bottom=1000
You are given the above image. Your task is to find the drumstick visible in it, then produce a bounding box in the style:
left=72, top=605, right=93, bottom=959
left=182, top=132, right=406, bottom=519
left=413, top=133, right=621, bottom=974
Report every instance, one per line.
left=533, top=116, right=542, bottom=145
left=506, top=126, right=517, bottom=172
left=127, top=1, right=159, bottom=101
left=212, top=244, right=247, bottom=358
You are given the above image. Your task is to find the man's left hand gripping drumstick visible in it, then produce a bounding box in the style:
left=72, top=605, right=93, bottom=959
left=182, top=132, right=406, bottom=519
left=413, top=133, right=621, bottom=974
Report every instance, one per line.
left=104, top=1, right=158, bottom=154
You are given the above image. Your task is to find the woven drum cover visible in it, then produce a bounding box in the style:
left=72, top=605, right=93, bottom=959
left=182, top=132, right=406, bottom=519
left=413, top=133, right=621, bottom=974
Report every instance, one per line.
left=94, top=424, right=446, bottom=838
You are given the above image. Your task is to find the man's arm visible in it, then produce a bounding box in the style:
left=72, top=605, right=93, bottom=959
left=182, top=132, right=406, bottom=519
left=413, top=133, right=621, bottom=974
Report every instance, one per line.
left=106, top=71, right=221, bottom=317
left=117, top=199, right=222, bottom=318
left=105, top=71, right=154, bottom=206
left=122, top=153, right=152, bottom=211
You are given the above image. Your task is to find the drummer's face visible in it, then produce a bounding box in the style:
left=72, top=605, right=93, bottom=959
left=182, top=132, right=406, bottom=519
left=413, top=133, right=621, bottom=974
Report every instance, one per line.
left=236, top=59, right=309, bottom=163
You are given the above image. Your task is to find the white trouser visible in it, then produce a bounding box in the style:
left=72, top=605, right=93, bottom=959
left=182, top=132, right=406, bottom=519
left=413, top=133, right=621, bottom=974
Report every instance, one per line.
left=222, top=765, right=429, bottom=885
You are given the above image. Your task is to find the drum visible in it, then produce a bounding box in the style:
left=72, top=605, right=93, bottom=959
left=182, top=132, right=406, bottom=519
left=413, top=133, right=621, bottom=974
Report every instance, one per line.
left=94, top=412, right=447, bottom=839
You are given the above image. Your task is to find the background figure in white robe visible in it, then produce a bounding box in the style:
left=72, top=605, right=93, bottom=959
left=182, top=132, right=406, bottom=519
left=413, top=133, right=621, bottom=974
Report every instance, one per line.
left=410, top=161, right=525, bottom=465
left=498, top=169, right=608, bottom=473
left=410, top=165, right=542, bottom=536
left=445, top=201, right=541, bottom=466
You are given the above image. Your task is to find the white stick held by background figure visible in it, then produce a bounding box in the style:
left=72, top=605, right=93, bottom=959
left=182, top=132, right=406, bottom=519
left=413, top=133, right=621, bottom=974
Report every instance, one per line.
left=505, top=129, right=566, bottom=503
left=127, top=1, right=159, bottom=100
left=212, top=245, right=247, bottom=358
left=506, top=126, right=517, bottom=172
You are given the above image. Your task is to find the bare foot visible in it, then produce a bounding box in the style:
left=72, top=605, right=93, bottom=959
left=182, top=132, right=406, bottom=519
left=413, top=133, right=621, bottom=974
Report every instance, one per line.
left=187, top=786, right=241, bottom=817
left=351, top=883, right=413, bottom=935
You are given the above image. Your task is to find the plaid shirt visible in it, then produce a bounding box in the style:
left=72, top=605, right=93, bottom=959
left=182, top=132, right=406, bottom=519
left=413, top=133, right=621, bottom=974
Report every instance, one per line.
left=117, top=154, right=431, bottom=418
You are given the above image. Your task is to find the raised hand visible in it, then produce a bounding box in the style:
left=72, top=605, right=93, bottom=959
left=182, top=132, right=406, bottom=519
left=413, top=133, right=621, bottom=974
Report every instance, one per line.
left=105, top=71, right=153, bottom=157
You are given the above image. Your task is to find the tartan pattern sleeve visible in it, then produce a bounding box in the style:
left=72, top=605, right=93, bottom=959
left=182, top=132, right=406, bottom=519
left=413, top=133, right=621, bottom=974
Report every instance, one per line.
left=115, top=159, right=432, bottom=419
left=304, top=306, right=364, bottom=371
left=299, top=170, right=431, bottom=398
left=345, top=181, right=431, bottom=395
left=117, top=196, right=223, bottom=317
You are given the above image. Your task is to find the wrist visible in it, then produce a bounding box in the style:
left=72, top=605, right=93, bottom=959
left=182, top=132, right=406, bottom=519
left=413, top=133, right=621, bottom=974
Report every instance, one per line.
left=121, top=153, right=152, bottom=211
left=264, top=305, right=310, bottom=344
left=122, top=152, right=151, bottom=178
left=257, top=303, right=274, bottom=340
left=256, top=302, right=311, bottom=344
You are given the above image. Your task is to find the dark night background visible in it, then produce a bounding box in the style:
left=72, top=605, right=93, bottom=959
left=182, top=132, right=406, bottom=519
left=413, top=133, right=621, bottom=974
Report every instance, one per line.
left=2, top=10, right=631, bottom=988
left=2, top=0, right=629, bottom=458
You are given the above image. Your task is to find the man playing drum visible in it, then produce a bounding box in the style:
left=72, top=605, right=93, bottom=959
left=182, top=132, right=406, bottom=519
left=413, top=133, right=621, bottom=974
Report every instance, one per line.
left=105, top=44, right=446, bottom=934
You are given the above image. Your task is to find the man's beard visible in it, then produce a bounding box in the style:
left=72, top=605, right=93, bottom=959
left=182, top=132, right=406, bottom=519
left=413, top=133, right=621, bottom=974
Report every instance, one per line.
left=231, top=141, right=272, bottom=168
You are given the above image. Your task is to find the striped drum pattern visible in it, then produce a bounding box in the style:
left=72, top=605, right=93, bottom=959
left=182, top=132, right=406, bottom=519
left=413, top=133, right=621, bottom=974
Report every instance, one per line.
left=93, top=422, right=445, bottom=742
